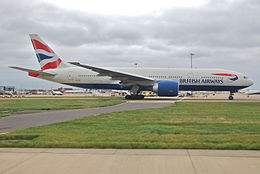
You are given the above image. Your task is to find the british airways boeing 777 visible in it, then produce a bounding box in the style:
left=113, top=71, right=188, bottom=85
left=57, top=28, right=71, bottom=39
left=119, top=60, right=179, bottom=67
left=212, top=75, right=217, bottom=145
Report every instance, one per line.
left=10, top=34, right=254, bottom=100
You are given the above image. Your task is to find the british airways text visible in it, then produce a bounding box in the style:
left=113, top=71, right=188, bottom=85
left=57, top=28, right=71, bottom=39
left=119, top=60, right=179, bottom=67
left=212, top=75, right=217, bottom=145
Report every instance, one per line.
left=179, top=79, right=223, bottom=84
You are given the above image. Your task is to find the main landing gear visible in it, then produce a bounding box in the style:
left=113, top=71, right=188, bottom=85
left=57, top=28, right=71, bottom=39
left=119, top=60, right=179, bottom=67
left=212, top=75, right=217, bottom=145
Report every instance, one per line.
left=228, top=91, right=235, bottom=100
left=124, top=85, right=145, bottom=100
left=125, top=95, right=144, bottom=100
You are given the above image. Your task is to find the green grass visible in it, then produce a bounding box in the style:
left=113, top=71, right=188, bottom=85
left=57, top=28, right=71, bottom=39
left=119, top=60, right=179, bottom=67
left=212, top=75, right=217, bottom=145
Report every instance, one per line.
left=0, top=98, right=124, bottom=117
left=0, top=102, right=260, bottom=150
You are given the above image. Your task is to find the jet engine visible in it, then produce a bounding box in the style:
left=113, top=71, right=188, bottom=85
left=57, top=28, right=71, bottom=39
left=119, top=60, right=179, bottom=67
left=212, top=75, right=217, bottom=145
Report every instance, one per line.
left=153, top=81, right=179, bottom=96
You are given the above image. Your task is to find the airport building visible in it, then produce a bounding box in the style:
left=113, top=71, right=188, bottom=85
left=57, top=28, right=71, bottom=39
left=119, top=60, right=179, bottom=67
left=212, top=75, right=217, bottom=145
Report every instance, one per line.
left=0, top=86, right=16, bottom=95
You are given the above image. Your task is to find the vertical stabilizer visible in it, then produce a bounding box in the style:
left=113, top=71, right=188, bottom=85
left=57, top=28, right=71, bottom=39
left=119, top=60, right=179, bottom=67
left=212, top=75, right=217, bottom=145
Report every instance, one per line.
left=29, top=34, right=66, bottom=70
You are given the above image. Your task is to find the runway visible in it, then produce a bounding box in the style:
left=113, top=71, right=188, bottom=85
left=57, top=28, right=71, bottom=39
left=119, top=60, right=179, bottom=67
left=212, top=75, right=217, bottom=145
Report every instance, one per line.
left=143, top=93, right=260, bottom=102
left=0, top=148, right=259, bottom=174
left=0, top=101, right=172, bottom=133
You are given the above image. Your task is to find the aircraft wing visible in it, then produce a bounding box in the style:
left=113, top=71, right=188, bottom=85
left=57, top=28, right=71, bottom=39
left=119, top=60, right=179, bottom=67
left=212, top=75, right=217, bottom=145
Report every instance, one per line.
left=69, top=62, right=154, bottom=85
left=9, top=66, right=56, bottom=76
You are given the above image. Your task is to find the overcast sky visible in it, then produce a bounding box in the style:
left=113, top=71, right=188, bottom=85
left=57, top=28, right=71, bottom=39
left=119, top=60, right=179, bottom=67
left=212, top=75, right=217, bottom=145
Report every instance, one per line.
left=0, top=0, right=259, bottom=89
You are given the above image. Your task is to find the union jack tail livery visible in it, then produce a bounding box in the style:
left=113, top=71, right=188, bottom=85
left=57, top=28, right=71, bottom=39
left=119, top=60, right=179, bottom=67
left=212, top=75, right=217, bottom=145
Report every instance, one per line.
left=29, top=34, right=66, bottom=70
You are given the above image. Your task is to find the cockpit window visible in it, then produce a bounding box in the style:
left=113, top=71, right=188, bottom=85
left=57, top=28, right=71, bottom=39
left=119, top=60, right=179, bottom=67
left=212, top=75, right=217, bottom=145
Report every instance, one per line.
left=244, top=76, right=248, bottom=79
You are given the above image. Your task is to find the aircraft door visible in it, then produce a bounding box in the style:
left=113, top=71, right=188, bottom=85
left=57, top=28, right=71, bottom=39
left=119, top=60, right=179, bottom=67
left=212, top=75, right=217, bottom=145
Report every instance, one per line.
left=68, top=71, right=74, bottom=81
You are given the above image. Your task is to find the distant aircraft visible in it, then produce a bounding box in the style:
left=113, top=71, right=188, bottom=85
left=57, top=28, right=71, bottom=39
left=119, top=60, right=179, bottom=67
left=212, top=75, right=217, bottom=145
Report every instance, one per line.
left=50, top=87, right=66, bottom=95
left=60, top=87, right=86, bottom=94
left=51, top=90, right=63, bottom=95
left=10, top=34, right=254, bottom=100
left=243, top=89, right=260, bottom=95
left=0, top=90, right=13, bottom=96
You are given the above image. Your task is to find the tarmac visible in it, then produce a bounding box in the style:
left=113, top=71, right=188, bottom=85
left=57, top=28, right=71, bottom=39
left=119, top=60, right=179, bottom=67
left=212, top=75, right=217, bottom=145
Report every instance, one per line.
left=143, top=93, right=260, bottom=102
left=0, top=148, right=259, bottom=174
left=0, top=102, right=172, bottom=134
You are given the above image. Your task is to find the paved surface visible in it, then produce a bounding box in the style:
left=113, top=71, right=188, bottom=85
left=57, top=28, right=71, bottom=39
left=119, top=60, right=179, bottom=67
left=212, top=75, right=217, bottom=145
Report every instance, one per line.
left=0, top=148, right=259, bottom=174
left=0, top=102, right=172, bottom=133
left=181, top=93, right=260, bottom=102
left=145, top=93, right=260, bottom=102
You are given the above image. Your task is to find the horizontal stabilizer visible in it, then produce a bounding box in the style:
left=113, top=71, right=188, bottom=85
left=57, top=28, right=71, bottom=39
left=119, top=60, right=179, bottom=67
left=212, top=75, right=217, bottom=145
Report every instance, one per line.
left=9, top=66, right=56, bottom=76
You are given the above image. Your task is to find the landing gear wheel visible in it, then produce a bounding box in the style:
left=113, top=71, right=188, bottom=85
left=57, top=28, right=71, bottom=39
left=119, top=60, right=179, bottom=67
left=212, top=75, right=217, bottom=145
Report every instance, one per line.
left=138, top=95, right=144, bottom=100
left=228, top=96, right=234, bottom=100
left=125, top=95, right=131, bottom=99
left=125, top=95, right=144, bottom=100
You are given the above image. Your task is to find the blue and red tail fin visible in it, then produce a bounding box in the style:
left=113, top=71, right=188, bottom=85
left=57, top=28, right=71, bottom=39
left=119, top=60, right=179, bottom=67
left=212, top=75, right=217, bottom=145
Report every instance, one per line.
left=29, top=34, right=66, bottom=70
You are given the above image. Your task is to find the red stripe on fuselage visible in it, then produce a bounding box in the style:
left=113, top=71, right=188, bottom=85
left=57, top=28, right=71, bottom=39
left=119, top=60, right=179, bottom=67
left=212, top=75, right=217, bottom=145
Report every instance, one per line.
left=31, top=39, right=55, bottom=53
left=212, top=73, right=237, bottom=77
left=41, top=58, right=62, bottom=70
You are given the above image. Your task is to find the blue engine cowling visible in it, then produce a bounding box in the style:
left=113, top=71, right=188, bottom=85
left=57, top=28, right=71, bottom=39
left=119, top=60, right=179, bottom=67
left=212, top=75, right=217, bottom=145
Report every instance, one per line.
left=153, top=81, right=179, bottom=96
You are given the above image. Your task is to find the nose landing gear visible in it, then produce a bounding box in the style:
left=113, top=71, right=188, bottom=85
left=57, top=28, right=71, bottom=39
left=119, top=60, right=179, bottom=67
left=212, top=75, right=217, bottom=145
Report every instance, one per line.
left=228, top=91, right=235, bottom=100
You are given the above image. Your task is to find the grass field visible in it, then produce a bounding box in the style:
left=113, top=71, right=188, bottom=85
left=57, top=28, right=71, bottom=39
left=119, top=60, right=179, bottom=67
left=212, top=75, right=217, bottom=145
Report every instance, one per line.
left=0, top=98, right=123, bottom=117
left=0, top=102, right=260, bottom=150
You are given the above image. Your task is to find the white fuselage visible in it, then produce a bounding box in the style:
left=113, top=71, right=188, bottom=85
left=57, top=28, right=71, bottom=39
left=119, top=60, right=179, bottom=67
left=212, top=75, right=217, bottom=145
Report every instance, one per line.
left=37, top=67, right=253, bottom=92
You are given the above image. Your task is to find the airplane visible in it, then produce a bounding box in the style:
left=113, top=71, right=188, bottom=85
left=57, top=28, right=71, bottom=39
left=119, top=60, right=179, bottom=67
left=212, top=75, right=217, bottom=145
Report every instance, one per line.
left=50, top=87, right=65, bottom=95
left=10, top=34, right=254, bottom=100
left=51, top=90, right=63, bottom=95
left=0, top=90, right=13, bottom=96
left=58, top=87, right=86, bottom=94
left=243, top=89, right=260, bottom=95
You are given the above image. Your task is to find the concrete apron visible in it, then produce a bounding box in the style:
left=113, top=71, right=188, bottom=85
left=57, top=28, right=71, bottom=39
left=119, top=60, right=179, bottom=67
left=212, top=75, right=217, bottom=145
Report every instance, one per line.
left=0, top=148, right=259, bottom=174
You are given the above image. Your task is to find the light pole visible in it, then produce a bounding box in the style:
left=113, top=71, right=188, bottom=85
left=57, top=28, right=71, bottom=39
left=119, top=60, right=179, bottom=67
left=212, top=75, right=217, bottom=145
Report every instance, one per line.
left=190, top=53, right=195, bottom=69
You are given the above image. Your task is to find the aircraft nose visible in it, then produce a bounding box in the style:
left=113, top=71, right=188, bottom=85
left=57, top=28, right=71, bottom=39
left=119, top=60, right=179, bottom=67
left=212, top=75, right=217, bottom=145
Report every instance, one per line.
left=248, top=79, right=254, bottom=86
